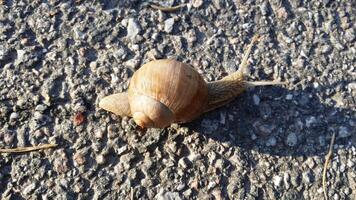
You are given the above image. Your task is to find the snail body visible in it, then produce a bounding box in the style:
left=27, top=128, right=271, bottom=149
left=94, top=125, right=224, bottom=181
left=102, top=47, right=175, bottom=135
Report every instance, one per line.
left=99, top=36, right=283, bottom=128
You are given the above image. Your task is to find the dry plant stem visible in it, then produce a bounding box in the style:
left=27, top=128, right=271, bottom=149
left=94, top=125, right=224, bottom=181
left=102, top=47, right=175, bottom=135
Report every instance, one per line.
left=149, top=3, right=187, bottom=12
left=0, top=143, right=58, bottom=153
left=322, top=132, right=336, bottom=200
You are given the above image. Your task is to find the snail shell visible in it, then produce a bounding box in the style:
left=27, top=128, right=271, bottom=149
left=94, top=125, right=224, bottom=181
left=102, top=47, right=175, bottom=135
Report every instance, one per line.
left=129, top=59, right=208, bottom=128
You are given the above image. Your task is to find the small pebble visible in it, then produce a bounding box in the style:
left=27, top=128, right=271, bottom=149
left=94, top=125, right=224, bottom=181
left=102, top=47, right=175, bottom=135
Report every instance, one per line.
left=273, top=175, right=283, bottom=188
left=344, top=28, right=355, bottom=42
left=343, top=187, right=352, bottom=195
left=178, top=157, right=188, bottom=169
left=266, top=136, right=277, bottom=147
left=23, top=183, right=37, bottom=195
left=251, top=133, right=257, bottom=140
left=286, top=132, right=298, bottom=147
left=285, top=94, right=293, bottom=100
left=177, top=183, right=186, bottom=191
left=94, top=129, right=105, bottom=140
left=164, top=18, right=175, bottom=33
left=192, top=0, right=204, bottom=8
left=9, top=112, right=19, bottom=121
left=333, top=193, right=340, bottom=200
left=0, top=46, right=6, bottom=60
left=35, top=104, right=47, bottom=112
left=127, top=18, right=141, bottom=39
left=16, top=49, right=26, bottom=63
left=321, top=45, right=332, bottom=54
left=305, top=158, right=316, bottom=169
left=305, top=116, right=317, bottom=128
left=215, top=159, right=224, bottom=169
left=253, top=94, right=260, bottom=105
left=3, top=131, right=15, bottom=145
left=156, top=191, right=182, bottom=200
left=338, top=126, right=351, bottom=138
left=259, top=124, right=276, bottom=135
left=187, top=153, right=201, bottom=162
left=260, top=2, right=269, bottom=16
left=283, top=172, right=291, bottom=189
left=73, top=152, right=86, bottom=166
left=302, top=170, right=314, bottom=184
left=291, top=173, right=301, bottom=187
left=116, top=145, right=128, bottom=155
left=207, top=181, right=217, bottom=190
left=183, top=189, right=192, bottom=197
left=96, top=154, right=106, bottom=165
left=54, top=157, right=69, bottom=174
left=276, top=7, right=289, bottom=20
left=348, top=82, right=356, bottom=91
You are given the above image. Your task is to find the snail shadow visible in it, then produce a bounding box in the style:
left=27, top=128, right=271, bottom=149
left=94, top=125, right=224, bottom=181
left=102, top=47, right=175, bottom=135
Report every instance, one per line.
left=188, top=85, right=355, bottom=157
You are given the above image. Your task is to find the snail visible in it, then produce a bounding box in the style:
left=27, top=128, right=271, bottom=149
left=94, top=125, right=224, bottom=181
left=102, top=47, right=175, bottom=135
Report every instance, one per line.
left=99, top=35, right=284, bottom=128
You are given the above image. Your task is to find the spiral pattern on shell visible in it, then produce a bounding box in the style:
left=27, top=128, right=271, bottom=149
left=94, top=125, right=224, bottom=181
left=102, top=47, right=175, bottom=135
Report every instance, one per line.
left=128, top=59, right=209, bottom=126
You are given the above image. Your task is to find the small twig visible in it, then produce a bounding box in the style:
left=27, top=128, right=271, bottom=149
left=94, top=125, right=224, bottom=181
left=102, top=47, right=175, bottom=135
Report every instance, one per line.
left=149, top=3, right=187, bottom=12
left=322, top=132, right=336, bottom=200
left=0, top=143, right=58, bottom=153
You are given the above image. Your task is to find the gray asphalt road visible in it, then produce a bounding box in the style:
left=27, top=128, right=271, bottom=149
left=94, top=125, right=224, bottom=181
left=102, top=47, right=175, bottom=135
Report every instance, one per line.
left=0, top=0, right=355, bottom=199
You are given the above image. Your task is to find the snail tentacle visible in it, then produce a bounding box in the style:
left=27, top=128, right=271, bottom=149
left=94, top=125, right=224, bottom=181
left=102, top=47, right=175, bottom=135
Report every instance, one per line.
left=222, top=34, right=261, bottom=82
left=205, top=35, right=285, bottom=112
left=205, top=35, right=261, bottom=112
left=244, top=80, right=286, bottom=87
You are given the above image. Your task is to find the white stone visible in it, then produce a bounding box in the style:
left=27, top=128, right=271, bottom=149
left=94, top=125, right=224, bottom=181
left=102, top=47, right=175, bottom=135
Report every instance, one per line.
left=164, top=18, right=175, bottom=33
left=127, top=18, right=141, bottom=39
left=286, top=132, right=298, bottom=147
left=253, top=94, right=260, bottom=105
left=285, top=94, right=293, bottom=100
left=339, top=126, right=351, bottom=138
left=273, top=175, right=283, bottom=188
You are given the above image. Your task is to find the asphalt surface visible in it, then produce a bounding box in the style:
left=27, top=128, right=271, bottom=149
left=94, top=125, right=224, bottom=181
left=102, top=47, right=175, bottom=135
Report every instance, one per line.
left=0, top=0, right=355, bottom=199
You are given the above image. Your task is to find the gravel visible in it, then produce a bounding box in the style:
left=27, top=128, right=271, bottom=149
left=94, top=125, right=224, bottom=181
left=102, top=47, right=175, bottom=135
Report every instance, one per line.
left=127, top=18, right=141, bottom=40
left=273, top=175, right=283, bottom=188
left=339, top=126, right=352, bottom=138
left=286, top=132, right=298, bottom=147
left=253, top=94, right=260, bottom=105
left=0, top=0, right=355, bottom=199
left=164, top=18, right=175, bottom=33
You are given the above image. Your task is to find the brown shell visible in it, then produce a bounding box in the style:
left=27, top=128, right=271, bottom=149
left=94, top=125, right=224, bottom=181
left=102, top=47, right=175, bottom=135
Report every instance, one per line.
left=128, top=59, right=208, bottom=123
